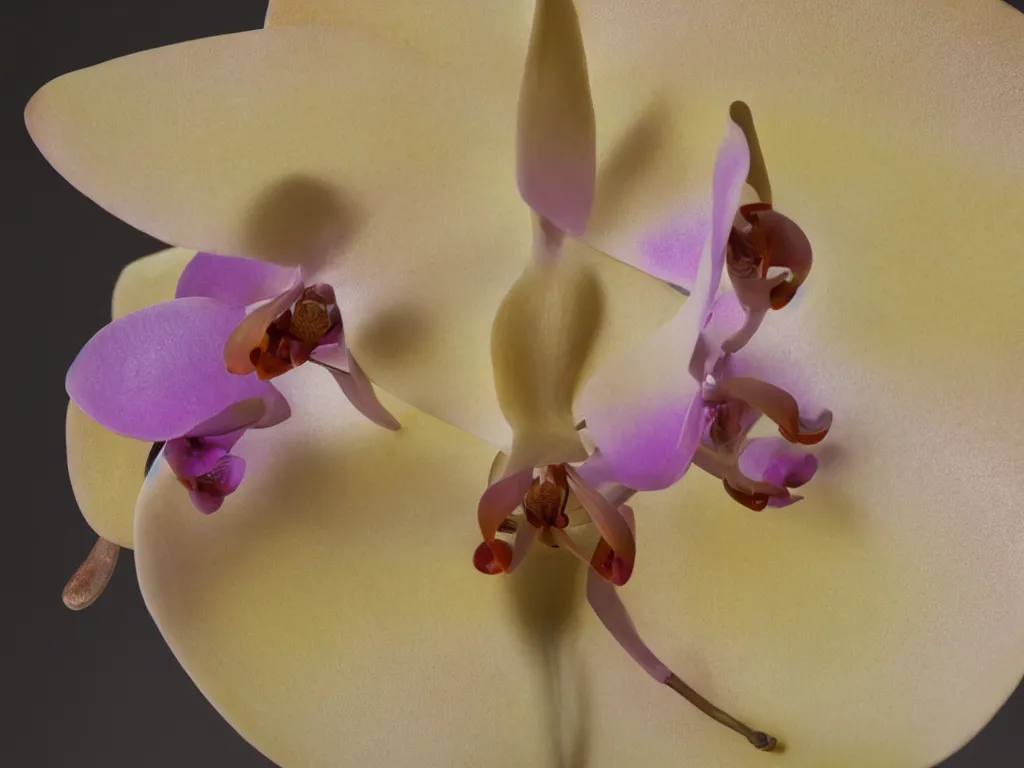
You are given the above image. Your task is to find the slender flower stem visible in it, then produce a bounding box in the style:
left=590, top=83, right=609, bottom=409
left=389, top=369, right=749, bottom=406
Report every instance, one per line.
left=664, top=673, right=779, bottom=751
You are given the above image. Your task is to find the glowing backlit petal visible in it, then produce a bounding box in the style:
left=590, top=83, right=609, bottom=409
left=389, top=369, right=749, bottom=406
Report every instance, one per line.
left=517, top=0, right=596, bottom=235
left=27, top=27, right=682, bottom=450
left=134, top=354, right=1024, bottom=768
left=492, top=247, right=602, bottom=471
left=67, top=247, right=192, bottom=548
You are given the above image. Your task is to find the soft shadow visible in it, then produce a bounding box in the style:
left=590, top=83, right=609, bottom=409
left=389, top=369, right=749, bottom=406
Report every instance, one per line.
left=243, top=175, right=365, bottom=272
left=591, top=98, right=672, bottom=234
left=355, top=305, right=434, bottom=365
left=508, top=548, right=593, bottom=768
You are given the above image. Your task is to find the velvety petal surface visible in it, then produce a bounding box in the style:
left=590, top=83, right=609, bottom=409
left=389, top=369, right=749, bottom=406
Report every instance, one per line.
left=67, top=247, right=193, bottom=548
left=25, top=24, right=692, bottom=450
left=516, top=0, right=596, bottom=235
left=492, top=252, right=602, bottom=471
left=175, top=252, right=299, bottom=305
left=67, top=297, right=279, bottom=441
left=135, top=353, right=1024, bottom=768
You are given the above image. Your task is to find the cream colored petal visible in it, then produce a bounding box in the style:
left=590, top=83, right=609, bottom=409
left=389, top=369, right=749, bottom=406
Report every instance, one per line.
left=492, top=243, right=602, bottom=472
left=27, top=28, right=681, bottom=450
left=134, top=360, right=1024, bottom=768
left=134, top=371, right=551, bottom=767
left=516, top=0, right=596, bottom=235
left=109, top=246, right=195, bottom=318
left=67, top=247, right=195, bottom=547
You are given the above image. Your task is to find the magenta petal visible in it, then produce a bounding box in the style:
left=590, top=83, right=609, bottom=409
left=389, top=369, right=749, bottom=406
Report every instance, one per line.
left=691, top=120, right=751, bottom=323
left=638, top=210, right=709, bottom=289
left=319, top=354, right=400, bottom=431
left=66, top=298, right=278, bottom=442
left=739, top=437, right=819, bottom=489
left=164, top=437, right=226, bottom=479
left=597, top=392, right=704, bottom=492
left=175, top=252, right=300, bottom=306
left=586, top=562, right=672, bottom=683
left=184, top=397, right=265, bottom=438
left=189, top=490, right=225, bottom=515
left=205, top=454, right=246, bottom=496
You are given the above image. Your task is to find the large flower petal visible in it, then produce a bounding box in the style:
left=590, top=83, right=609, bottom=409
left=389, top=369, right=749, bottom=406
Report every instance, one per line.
left=135, top=351, right=1024, bottom=767
left=577, top=303, right=704, bottom=490
left=67, top=297, right=280, bottom=441
left=67, top=247, right=192, bottom=548
left=24, top=25, right=687, bottom=449
left=516, top=0, right=596, bottom=235
left=135, top=373, right=552, bottom=767
left=492, top=250, right=602, bottom=471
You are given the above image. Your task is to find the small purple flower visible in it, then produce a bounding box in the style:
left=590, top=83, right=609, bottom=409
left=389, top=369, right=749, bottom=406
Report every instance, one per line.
left=580, top=107, right=832, bottom=507
left=180, top=253, right=400, bottom=431
left=163, top=430, right=247, bottom=514
left=66, top=295, right=289, bottom=513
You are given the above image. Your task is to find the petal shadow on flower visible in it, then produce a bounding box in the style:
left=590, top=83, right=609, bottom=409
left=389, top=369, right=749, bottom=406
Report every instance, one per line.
left=355, top=305, right=434, bottom=366
left=590, top=97, right=672, bottom=239
left=242, top=174, right=365, bottom=272
left=507, top=547, right=592, bottom=768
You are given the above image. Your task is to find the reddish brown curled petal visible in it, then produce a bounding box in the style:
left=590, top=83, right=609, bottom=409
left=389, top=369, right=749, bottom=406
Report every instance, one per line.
left=224, top=281, right=305, bottom=375
left=565, top=465, right=636, bottom=585
left=473, top=540, right=513, bottom=575
left=711, top=376, right=832, bottom=445
left=754, top=208, right=812, bottom=310
left=722, top=479, right=772, bottom=511
left=477, top=469, right=534, bottom=543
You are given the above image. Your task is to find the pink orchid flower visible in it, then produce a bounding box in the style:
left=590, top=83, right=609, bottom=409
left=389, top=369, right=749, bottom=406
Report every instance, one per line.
left=27, top=1, right=1024, bottom=767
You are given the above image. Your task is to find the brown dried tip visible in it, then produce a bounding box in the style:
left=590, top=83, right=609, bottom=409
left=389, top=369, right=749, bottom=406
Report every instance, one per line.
left=62, top=537, right=120, bottom=611
left=665, top=673, right=780, bottom=753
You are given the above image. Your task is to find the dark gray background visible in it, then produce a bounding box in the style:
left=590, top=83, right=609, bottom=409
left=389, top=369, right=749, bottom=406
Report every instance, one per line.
left=5, top=1, right=1021, bottom=765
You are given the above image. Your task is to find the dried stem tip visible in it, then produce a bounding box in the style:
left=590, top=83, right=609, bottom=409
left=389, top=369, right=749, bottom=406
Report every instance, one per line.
left=665, top=673, right=779, bottom=752
left=62, top=537, right=120, bottom=611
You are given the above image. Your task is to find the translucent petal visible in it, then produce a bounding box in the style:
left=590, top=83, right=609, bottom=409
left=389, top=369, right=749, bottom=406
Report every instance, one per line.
left=134, top=373, right=552, bottom=767
left=492, top=250, right=602, bottom=471
left=24, top=25, right=695, bottom=448
left=67, top=247, right=191, bottom=548
left=577, top=302, right=704, bottom=491
left=516, top=0, right=596, bottom=235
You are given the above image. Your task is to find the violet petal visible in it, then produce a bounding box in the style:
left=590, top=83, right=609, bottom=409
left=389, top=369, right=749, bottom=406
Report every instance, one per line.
left=175, top=252, right=299, bottom=306
left=66, top=297, right=279, bottom=442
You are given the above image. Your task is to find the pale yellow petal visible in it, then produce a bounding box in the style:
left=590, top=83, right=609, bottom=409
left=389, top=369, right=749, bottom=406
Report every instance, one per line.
left=26, top=28, right=681, bottom=450
left=134, top=370, right=553, bottom=767
left=110, top=246, right=195, bottom=318
left=516, top=0, right=596, bottom=235
left=134, top=361, right=1024, bottom=768
left=67, top=247, right=194, bottom=547
left=492, top=241, right=601, bottom=471
left=66, top=401, right=147, bottom=548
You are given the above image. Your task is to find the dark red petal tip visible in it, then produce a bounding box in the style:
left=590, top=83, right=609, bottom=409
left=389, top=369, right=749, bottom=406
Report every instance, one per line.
left=473, top=540, right=513, bottom=575
left=723, top=479, right=771, bottom=511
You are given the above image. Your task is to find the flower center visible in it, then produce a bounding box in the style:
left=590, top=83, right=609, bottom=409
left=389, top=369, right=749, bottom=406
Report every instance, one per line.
left=522, top=471, right=570, bottom=530
left=250, top=285, right=339, bottom=380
